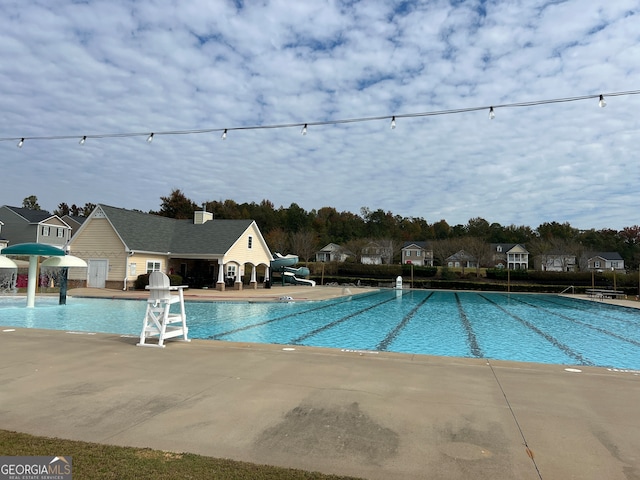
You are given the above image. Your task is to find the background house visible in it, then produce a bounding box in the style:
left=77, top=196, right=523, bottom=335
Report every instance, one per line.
left=446, top=249, right=477, bottom=269
left=534, top=253, right=577, bottom=272
left=361, top=241, right=394, bottom=265
left=61, top=214, right=87, bottom=237
left=401, top=241, right=433, bottom=266
left=0, top=220, right=7, bottom=250
left=587, top=252, right=625, bottom=272
left=315, top=243, right=350, bottom=262
left=0, top=205, right=71, bottom=248
left=68, top=205, right=272, bottom=290
left=491, top=243, right=529, bottom=270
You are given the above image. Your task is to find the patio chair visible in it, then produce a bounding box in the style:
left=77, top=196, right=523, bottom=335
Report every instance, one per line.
left=137, top=271, right=190, bottom=348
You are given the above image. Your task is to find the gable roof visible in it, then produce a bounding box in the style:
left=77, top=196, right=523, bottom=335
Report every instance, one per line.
left=402, top=241, right=428, bottom=250
left=491, top=243, right=529, bottom=254
left=1, top=205, right=57, bottom=224
left=318, top=243, right=342, bottom=252
left=590, top=252, right=624, bottom=261
left=84, top=205, right=255, bottom=255
left=446, top=249, right=475, bottom=261
left=62, top=215, right=87, bottom=229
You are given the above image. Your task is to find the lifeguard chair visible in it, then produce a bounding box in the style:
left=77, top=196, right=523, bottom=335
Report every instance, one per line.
left=137, top=271, right=190, bottom=348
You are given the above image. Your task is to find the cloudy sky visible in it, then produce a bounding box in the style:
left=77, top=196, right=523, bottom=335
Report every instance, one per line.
left=1, top=0, right=639, bottom=230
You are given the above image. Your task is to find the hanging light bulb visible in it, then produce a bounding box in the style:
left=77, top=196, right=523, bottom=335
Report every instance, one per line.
left=17, top=138, right=24, bottom=148
left=390, top=116, right=396, bottom=129
left=598, top=94, right=606, bottom=108
left=146, top=133, right=154, bottom=143
left=489, top=107, right=495, bottom=119
left=79, top=136, right=86, bottom=145
left=221, top=129, right=227, bottom=140
left=301, top=124, right=307, bottom=135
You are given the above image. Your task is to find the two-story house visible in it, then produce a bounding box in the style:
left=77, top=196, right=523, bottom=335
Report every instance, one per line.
left=401, top=242, right=433, bottom=266
left=491, top=243, right=529, bottom=270
left=361, top=241, right=393, bottom=265
left=0, top=205, right=72, bottom=248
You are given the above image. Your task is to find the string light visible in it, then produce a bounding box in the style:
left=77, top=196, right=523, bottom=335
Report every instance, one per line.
left=79, top=136, right=86, bottom=145
left=2, top=89, right=638, bottom=147
left=599, top=94, right=607, bottom=108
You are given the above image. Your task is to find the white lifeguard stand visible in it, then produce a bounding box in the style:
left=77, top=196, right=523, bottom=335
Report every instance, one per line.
left=137, top=271, right=190, bottom=348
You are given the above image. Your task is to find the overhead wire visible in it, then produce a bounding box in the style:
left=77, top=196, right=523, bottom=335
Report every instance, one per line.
left=1, top=89, right=639, bottom=145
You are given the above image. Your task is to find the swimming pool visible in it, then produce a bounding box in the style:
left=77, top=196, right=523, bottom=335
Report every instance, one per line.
left=1, top=290, right=639, bottom=370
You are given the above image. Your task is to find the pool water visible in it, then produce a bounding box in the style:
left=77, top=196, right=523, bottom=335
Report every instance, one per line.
left=1, top=290, right=639, bottom=370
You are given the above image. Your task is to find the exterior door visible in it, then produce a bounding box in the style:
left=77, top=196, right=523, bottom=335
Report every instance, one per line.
left=87, top=259, right=108, bottom=288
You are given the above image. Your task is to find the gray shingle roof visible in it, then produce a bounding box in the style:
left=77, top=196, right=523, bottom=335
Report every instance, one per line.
left=593, top=252, right=624, bottom=261
left=98, top=205, right=253, bottom=255
left=3, top=206, right=55, bottom=223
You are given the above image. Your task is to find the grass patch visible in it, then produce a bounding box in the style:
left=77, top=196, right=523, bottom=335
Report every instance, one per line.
left=0, top=430, right=363, bottom=480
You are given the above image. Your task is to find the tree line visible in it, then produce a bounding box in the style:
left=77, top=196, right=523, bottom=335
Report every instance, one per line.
left=21, top=190, right=640, bottom=270
left=149, top=189, right=640, bottom=270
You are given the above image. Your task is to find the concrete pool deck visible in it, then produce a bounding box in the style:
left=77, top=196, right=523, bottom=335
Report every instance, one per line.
left=1, top=287, right=639, bottom=479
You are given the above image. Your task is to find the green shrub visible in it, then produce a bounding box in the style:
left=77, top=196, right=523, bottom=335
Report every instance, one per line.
left=401, top=264, right=438, bottom=277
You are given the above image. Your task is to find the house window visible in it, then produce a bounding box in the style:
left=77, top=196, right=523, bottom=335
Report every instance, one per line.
left=611, top=261, right=619, bottom=268
left=497, top=246, right=502, bottom=253
left=226, top=265, right=237, bottom=278
left=248, top=236, right=253, bottom=249
left=57, top=228, right=65, bottom=238
left=416, top=251, right=421, bottom=257
left=42, top=226, right=50, bottom=236
left=594, top=261, right=601, bottom=268
left=406, top=251, right=411, bottom=257
left=146, top=261, right=161, bottom=273
left=129, top=263, right=137, bottom=276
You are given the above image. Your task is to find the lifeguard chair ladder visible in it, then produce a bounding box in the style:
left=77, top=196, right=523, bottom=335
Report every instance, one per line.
left=137, top=271, right=190, bottom=348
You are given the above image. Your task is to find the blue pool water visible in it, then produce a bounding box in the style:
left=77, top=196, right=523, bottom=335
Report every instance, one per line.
left=1, top=290, right=639, bottom=370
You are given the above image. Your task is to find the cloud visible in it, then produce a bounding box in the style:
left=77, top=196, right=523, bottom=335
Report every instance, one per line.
left=0, top=0, right=639, bottom=231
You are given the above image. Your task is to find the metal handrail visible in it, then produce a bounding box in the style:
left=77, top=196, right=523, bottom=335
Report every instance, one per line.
left=560, top=285, right=575, bottom=294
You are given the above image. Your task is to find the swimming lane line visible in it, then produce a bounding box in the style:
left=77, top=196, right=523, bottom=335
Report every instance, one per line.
left=291, top=295, right=398, bottom=344
left=376, top=292, right=434, bottom=351
left=455, top=292, right=484, bottom=358
left=209, top=296, right=357, bottom=339
left=478, top=294, right=594, bottom=366
left=510, top=296, right=640, bottom=348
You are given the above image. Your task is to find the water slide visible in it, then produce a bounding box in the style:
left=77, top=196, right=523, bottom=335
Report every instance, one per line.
left=283, top=271, right=316, bottom=287
left=271, top=253, right=315, bottom=287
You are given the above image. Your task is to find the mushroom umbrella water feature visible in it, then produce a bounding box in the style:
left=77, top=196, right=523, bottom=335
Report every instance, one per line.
left=0, top=243, right=65, bottom=307
left=0, top=255, right=18, bottom=293
left=41, top=254, right=87, bottom=305
left=0, top=255, right=18, bottom=268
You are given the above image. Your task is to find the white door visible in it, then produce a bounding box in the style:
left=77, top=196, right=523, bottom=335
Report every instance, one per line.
left=87, top=259, right=108, bottom=288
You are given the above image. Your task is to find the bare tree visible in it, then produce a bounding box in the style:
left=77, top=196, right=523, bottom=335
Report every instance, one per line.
left=265, top=228, right=289, bottom=254
left=290, top=230, right=318, bottom=262
left=376, top=238, right=403, bottom=264
left=461, top=237, right=491, bottom=277
left=431, top=238, right=462, bottom=267
left=341, top=238, right=370, bottom=263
